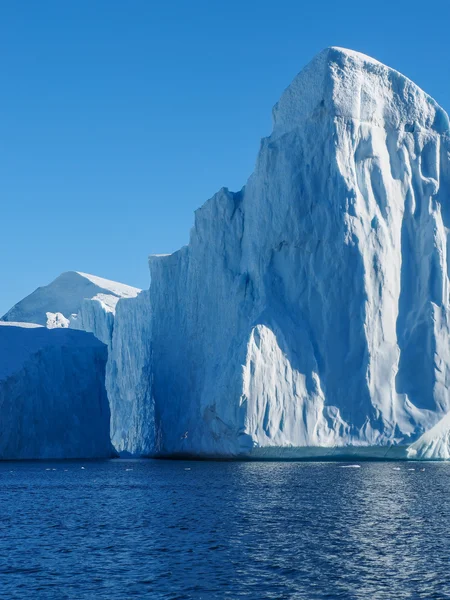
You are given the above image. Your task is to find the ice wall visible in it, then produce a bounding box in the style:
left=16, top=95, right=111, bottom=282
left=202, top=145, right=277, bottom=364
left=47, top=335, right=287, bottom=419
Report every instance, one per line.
left=148, top=47, right=450, bottom=457
left=106, top=291, right=154, bottom=455
left=0, top=322, right=112, bottom=459
left=69, top=288, right=154, bottom=455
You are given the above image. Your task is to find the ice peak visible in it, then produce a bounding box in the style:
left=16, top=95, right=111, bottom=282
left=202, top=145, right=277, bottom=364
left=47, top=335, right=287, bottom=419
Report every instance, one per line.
left=74, top=271, right=140, bottom=299
left=1, top=270, right=141, bottom=327
left=322, top=46, right=384, bottom=66
left=272, top=47, right=449, bottom=139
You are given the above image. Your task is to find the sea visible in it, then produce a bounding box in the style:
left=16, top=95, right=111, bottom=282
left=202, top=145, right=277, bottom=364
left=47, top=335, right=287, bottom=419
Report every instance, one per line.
left=1, top=459, right=449, bottom=599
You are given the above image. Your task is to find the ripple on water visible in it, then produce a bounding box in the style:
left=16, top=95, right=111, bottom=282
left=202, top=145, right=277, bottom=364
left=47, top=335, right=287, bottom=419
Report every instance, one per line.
left=1, top=460, right=450, bottom=599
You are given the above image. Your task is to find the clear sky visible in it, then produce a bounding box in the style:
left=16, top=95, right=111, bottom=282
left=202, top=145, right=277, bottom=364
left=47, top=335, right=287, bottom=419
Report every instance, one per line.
left=1, top=0, right=449, bottom=316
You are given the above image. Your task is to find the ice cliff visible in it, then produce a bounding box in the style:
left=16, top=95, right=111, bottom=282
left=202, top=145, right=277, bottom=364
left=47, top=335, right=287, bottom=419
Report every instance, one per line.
left=3, top=47, right=450, bottom=460
left=0, top=322, right=112, bottom=459
left=71, top=288, right=153, bottom=455
left=148, top=47, right=450, bottom=458
left=106, top=291, right=153, bottom=455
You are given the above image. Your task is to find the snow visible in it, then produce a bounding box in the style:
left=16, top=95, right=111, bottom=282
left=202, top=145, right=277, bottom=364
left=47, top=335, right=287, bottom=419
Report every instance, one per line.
left=1, top=271, right=140, bottom=328
left=147, top=47, right=450, bottom=458
left=0, top=321, right=41, bottom=328
left=408, top=411, right=450, bottom=460
left=75, top=272, right=140, bottom=299
left=46, top=312, right=70, bottom=329
left=0, top=322, right=113, bottom=459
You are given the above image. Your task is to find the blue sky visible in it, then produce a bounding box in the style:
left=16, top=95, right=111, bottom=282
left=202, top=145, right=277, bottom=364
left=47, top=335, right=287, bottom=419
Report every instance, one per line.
left=1, top=0, right=449, bottom=315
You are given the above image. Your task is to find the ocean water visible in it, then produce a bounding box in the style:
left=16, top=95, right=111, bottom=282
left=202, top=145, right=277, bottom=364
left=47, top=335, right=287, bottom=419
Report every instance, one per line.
left=1, top=460, right=450, bottom=599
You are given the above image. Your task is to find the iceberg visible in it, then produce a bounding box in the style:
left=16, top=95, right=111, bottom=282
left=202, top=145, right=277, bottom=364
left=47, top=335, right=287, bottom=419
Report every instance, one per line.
left=2, top=47, right=450, bottom=460
left=0, top=322, right=113, bottom=459
left=2, top=270, right=140, bottom=333
left=147, top=47, right=450, bottom=458
left=2, top=271, right=151, bottom=456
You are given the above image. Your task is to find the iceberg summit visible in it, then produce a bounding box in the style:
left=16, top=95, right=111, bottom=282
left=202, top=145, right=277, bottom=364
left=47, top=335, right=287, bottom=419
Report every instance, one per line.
left=2, top=47, right=450, bottom=460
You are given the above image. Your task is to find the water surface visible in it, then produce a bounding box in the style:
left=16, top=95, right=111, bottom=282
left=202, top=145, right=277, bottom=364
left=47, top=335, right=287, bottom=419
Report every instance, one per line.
left=1, top=460, right=449, bottom=599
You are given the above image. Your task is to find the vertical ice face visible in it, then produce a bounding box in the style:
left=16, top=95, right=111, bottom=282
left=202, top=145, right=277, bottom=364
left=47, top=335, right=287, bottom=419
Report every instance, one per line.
left=67, top=287, right=154, bottom=455
left=0, top=323, right=113, bottom=459
left=149, top=189, right=250, bottom=456
left=106, top=291, right=154, bottom=455
left=148, top=47, right=450, bottom=457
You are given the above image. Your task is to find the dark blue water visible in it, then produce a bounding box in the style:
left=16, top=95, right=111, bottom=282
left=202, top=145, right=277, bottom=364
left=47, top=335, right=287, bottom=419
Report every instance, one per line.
left=1, top=460, right=450, bottom=599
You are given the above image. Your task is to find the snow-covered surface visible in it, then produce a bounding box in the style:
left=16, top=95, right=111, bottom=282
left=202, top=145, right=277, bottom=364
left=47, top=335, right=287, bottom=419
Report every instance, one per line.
left=146, top=46, right=450, bottom=458
left=0, top=321, right=41, bottom=328
left=408, top=411, right=450, bottom=460
left=46, top=312, right=70, bottom=329
left=1, top=271, right=140, bottom=328
left=0, top=322, right=112, bottom=459
left=76, top=272, right=140, bottom=299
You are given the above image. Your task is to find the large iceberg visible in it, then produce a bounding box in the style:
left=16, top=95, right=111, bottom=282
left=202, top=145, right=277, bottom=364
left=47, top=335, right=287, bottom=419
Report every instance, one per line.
left=147, top=47, right=450, bottom=458
left=0, top=322, right=112, bottom=459
left=3, top=47, right=450, bottom=460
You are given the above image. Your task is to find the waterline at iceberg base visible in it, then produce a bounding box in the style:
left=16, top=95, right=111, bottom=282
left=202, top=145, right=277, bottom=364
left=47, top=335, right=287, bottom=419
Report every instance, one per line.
left=2, top=47, right=450, bottom=461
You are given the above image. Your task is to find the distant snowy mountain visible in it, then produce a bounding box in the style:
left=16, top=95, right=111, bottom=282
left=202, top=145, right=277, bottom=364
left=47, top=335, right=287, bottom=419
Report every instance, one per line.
left=1, top=271, right=140, bottom=330
left=0, top=322, right=113, bottom=459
